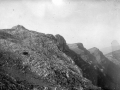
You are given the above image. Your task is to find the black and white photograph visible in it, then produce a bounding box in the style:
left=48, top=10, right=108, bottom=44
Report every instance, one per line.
left=0, top=0, right=120, bottom=90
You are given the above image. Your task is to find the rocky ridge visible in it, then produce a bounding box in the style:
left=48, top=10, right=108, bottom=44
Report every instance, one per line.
left=57, top=36, right=120, bottom=90
left=0, top=25, right=100, bottom=90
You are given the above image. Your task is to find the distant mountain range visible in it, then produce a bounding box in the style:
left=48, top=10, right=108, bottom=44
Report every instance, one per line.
left=100, top=40, right=120, bottom=54
left=67, top=42, right=120, bottom=90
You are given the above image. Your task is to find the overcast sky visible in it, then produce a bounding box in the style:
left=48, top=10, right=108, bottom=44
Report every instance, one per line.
left=0, top=0, right=120, bottom=49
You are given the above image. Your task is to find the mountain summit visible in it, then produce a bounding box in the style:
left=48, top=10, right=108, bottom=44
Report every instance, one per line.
left=111, top=40, right=120, bottom=52
left=11, top=25, right=27, bottom=30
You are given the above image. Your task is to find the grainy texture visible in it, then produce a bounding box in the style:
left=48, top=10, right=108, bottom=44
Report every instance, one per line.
left=89, top=48, right=120, bottom=90
left=55, top=34, right=120, bottom=90
left=0, top=25, right=100, bottom=90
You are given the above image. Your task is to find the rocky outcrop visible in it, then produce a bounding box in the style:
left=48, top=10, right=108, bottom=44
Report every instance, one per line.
left=55, top=34, right=69, bottom=52
left=0, top=25, right=100, bottom=90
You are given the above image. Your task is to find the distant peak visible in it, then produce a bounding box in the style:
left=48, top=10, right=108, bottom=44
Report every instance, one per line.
left=111, top=40, right=119, bottom=46
left=11, top=25, right=26, bottom=30
left=111, top=40, right=120, bottom=52
left=92, top=47, right=99, bottom=50
left=89, top=47, right=100, bottom=53
left=76, top=43, right=84, bottom=48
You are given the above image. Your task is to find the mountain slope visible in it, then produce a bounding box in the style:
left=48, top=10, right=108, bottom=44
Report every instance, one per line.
left=105, top=49, right=120, bottom=65
left=0, top=25, right=100, bottom=90
left=68, top=43, right=97, bottom=64
left=89, top=47, right=120, bottom=90
left=53, top=38, right=115, bottom=89
left=65, top=42, right=120, bottom=90
left=89, top=47, right=106, bottom=64
left=68, top=44, right=105, bottom=72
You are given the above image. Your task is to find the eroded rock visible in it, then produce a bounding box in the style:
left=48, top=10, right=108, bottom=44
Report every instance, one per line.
left=0, top=25, right=100, bottom=90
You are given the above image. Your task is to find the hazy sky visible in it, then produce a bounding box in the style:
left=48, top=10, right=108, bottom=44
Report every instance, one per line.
left=0, top=0, right=120, bottom=49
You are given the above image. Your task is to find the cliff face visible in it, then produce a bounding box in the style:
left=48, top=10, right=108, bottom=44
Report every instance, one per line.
left=89, top=47, right=106, bottom=64
left=54, top=35, right=120, bottom=90
left=0, top=25, right=100, bottom=90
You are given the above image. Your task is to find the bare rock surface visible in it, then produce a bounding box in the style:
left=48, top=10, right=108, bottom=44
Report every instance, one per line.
left=68, top=43, right=97, bottom=64
left=0, top=25, right=100, bottom=90
left=66, top=41, right=120, bottom=90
